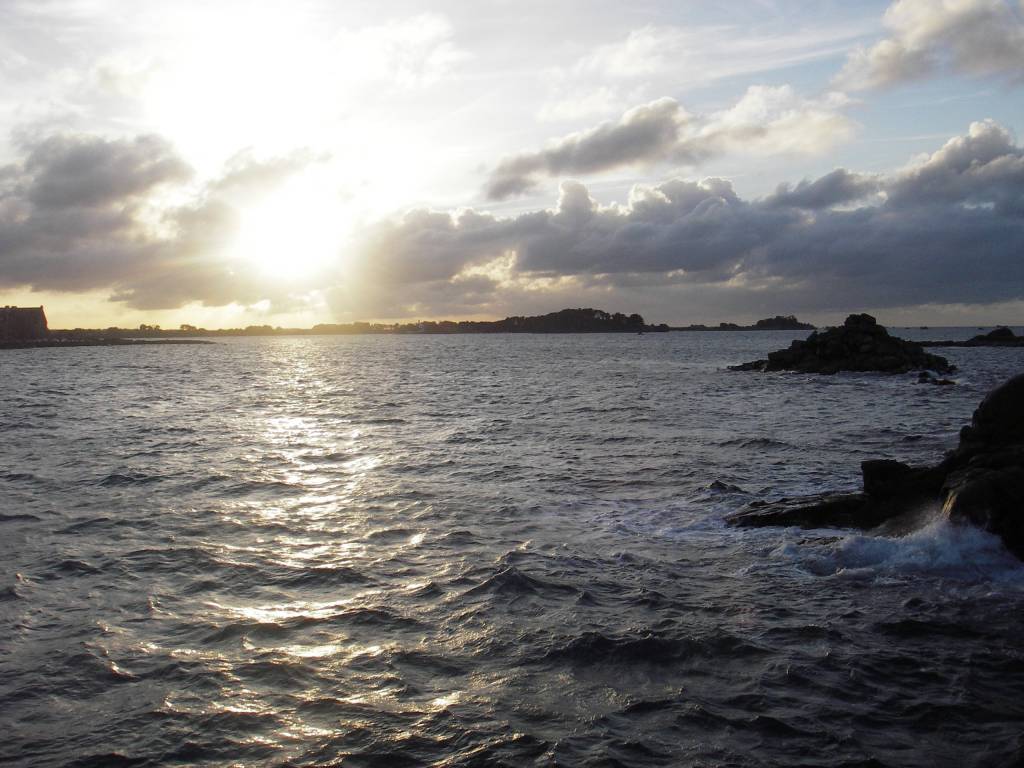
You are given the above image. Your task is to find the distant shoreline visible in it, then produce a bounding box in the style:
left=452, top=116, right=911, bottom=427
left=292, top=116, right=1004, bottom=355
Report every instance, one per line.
left=44, top=311, right=823, bottom=339
left=1, top=339, right=214, bottom=349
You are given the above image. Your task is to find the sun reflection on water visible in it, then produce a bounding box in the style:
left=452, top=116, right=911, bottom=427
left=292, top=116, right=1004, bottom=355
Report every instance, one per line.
left=135, top=344, right=459, bottom=757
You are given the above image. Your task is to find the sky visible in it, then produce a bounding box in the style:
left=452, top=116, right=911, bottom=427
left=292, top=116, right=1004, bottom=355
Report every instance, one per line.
left=0, top=0, right=1022, bottom=328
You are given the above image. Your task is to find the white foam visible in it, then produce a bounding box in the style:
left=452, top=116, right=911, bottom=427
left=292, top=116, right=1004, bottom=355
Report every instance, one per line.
left=781, top=519, right=1024, bottom=584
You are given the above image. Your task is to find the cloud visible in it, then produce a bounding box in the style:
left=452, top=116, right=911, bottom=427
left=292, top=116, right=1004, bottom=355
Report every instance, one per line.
left=4, top=122, right=1022, bottom=324
left=19, top=133, right=191, bottom=209
left=539, top=20, right=872, bottom=122
left=486, top=98, right=689, bottom=200
left=765, top=169, right=881, bottom=209
left=210, top=148, right=327, bottom=198
left=335, top=14, right=469, bottom=89
left=0, top=132, right=321, bottom=309
left=886, top=119, right=1024, bottom=214
left=836, top=0, right=1024, bottom=90
left=486, top=87, right=856, bottom=199
left=0, top=133, right=191, bottom=294
left=351, top=121, right=1024, bottom=319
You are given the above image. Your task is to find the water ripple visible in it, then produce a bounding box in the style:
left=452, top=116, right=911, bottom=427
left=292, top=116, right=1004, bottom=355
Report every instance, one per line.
left=1, top=333, right=1022, bottom=767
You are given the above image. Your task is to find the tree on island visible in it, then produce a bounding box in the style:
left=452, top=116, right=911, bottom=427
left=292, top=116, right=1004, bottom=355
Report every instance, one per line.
left=752, top=315, right=815, bottom=330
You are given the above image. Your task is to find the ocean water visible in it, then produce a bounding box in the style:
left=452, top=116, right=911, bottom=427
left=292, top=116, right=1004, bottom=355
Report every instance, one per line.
left=2, top=330, right=1023, bottom=767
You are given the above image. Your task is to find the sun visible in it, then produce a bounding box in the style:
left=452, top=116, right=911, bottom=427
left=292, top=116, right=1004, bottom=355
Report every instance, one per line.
left=230, top=169, right=349, bottom=279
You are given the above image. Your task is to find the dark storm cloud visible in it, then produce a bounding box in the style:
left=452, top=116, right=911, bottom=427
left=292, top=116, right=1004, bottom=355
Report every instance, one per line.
left=21, top=133, right=191, bottom=208
left=486, top=98, right=688, bottom=200
left=353, top=121, right=1024, bottom=317
left=764, top=169, right=881, bottom=210
left=0, top=132, right=316, bottom=309
left=0, top=133, right=190, bottom=294
left=3, top=122, right=1022, bottom=320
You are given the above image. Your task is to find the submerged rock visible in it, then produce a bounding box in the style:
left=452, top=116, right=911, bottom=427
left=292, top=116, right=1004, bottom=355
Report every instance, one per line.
left=729, top=313, right=955, bottom=375
left=707, top=480, right=745, bottom=493
left=726, top=373, right=1024, bottom=560
left=918, top=371, right=955, bottom=386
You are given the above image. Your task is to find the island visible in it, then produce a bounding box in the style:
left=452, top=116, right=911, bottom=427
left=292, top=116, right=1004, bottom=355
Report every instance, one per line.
left=3, top=307, right=673, bottom=348
left=670, top=315, right=815, bottom=332
left=920, top=327, right=1024, bottom=348
left=729, top=313, right=954, bottom=375
left=309, top=308, right=670, bottom=335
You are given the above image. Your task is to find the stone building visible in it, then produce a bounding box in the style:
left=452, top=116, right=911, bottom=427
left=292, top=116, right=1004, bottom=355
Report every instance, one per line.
left=0, top=306, right=49, bottom=341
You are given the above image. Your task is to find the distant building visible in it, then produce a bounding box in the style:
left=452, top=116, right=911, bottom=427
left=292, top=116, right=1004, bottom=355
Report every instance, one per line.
left=0, top=306, right=49, bottom=341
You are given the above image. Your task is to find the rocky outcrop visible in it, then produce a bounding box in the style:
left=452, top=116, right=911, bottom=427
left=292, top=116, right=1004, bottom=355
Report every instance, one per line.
left=726, top=373, right=1024, bottom=560
left=921, top=327, right=1024, bottom=348
left=730, top=313, right=954, bottom=375
left=751, top=315, right=815, bottom=331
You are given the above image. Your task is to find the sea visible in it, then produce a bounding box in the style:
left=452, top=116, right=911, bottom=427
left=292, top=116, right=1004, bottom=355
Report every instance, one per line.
left=2, top=328, right=1023, bottom=767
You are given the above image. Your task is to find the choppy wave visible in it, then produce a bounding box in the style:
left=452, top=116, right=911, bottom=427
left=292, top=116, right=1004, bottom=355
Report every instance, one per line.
left=1, top=333, right=1022, bottom=767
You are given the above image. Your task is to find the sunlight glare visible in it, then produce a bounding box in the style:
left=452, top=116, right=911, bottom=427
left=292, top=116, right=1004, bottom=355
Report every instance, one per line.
left=230, top=169, right=348, bottom=278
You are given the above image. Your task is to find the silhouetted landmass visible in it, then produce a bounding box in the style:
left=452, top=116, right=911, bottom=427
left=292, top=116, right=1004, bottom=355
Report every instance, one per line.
left=726, top=373, right=1024, bottom=561
left=1, top=339, right=213, bottom=349
left=50, top=308, right=670, bottom=339
left=1, top=306, right=48, bottom=341
left=920, top=327, right=1024, bottom=348
left=0, top=305, right=213, bottom=348
left=730, top=313, right=954, bottom=375
left=670, top=315, right=815, bottom=331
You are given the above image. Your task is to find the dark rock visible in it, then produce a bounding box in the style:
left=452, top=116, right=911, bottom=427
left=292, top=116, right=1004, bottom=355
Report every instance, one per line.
left=861, top=460, right=909, bottom=497
left=729, top=313, right=954, bottom=375
left=726, top=373, right=1024, bottom=560
left=861, top=459, right=945, bottom=499
left=751, top=315, right=815, bottom=331
left=725, top=492, right=880, bottom=529
left=862, top=459, right=914, bottom=496
left=917, top=371, right=956, bottom=386
left=920, top=326, right=1024, bottom=348
left=844, top=313, right=880, bottom=330
left=728, top=359, right=768, bottom=372
left=708, top=480, right=745, bottom=493
left=942, top=466, right=1024, bottom=559
left=967, top=372, right=1024, bottom=445
left=984, top=327, right=1015, bottom=341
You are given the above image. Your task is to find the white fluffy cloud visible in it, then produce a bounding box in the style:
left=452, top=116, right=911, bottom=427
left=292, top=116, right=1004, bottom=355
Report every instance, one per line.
left=539, top=20, right=871, bottom=122
left=836, top=0, right=1024, bottom=90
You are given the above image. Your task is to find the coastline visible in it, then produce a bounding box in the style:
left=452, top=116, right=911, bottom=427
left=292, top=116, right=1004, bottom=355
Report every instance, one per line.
left=0, top=339, right=215, bottom=349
